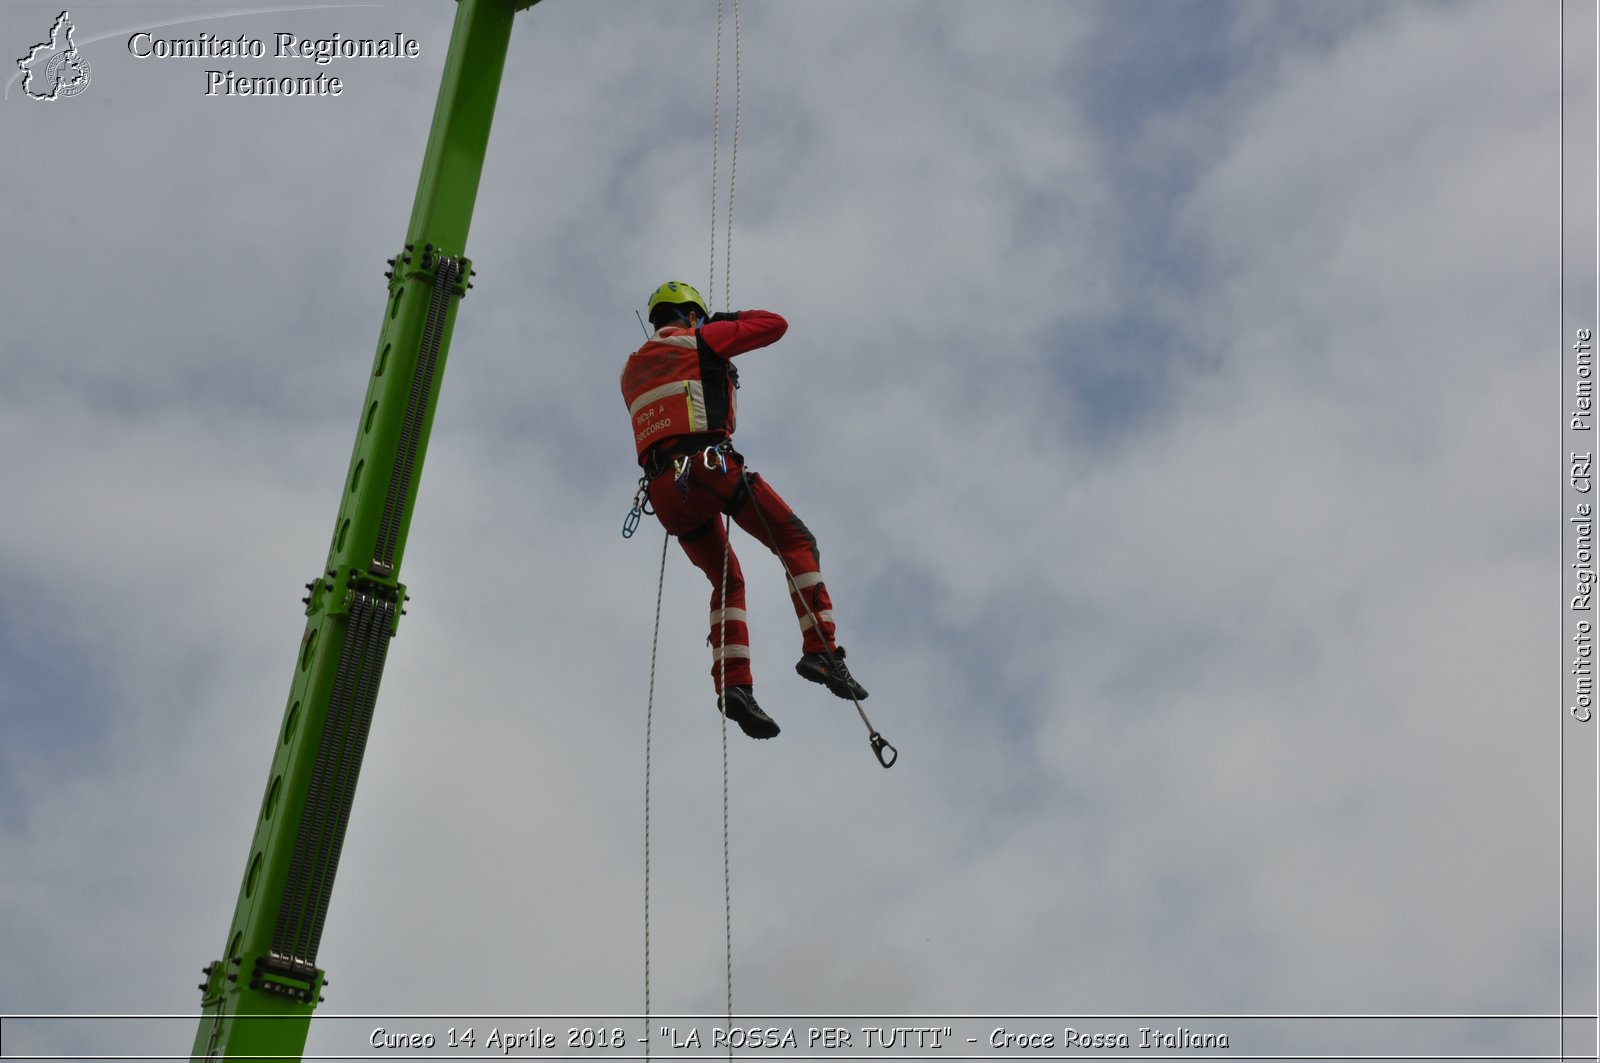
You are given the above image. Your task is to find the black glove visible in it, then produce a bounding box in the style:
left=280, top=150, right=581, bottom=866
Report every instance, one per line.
left=707, top=311, right=741, bottom=323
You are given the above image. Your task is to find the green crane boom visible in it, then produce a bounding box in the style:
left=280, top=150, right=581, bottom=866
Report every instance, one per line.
left=191, top=2, right=538, bottom=1057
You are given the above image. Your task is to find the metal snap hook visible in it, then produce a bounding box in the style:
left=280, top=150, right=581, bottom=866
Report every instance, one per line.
left=622, top=478, right=651, bottom=539
left=870, top=731, right=897, bottom=769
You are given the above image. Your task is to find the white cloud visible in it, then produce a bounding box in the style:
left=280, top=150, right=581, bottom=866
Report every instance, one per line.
left=0, top=1, right=1579, bottom=1057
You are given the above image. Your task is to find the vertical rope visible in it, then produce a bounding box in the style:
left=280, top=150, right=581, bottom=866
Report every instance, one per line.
left=642, top=531, right=669, bottom=1062
left=708, top=0, right=724, bottom=312
left=717, top=517, right=734, bottom=1060
left=640, top=5, right=743, bottom=1048
left=713, top=5, right=739, bottom=1054
left=724, top=0, right=740, bottom=310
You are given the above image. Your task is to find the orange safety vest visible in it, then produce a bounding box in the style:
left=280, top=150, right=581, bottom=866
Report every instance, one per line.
left=620, top=326, right=738, bottom=458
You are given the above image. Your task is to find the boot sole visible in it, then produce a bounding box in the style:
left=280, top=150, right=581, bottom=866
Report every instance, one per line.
left=720, top=699, right=780, bottom=739
left=730, top=711, right=780, bottom=739
left=795, top=660, right=868, bottom=701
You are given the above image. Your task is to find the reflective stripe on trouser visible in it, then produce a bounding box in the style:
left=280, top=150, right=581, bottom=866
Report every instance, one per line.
left=646, top=452, right=840, bottom=691
left=709, top=608, right=751, bottom=690
left=786, top=571, right=836, bottom=652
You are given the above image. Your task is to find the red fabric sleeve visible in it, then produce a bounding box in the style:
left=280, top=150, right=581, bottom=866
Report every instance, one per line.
left=698, top=310, right=787, bottom=359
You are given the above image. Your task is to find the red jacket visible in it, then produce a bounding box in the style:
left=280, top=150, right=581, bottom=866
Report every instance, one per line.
left=620, top=311, right=787, bottom=461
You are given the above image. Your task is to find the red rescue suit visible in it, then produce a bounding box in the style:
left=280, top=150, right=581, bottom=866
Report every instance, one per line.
left=620, top=312, right=838, bottom=692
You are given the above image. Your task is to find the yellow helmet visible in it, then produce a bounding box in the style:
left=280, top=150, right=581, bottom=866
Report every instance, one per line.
left=646, top=280, right=708, bottom=325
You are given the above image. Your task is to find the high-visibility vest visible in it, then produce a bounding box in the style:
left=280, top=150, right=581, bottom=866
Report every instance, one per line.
left=620, top=326, right=737, bottom=458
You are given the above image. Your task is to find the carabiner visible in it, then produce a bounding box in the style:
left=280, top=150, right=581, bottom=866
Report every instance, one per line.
left=622, top=478, right=651, bottom=539
left=673, top=456, right=693, bottom=501
left=870, top=731, right=898, bottom=769
left=702, top=445, right=728, bottom=473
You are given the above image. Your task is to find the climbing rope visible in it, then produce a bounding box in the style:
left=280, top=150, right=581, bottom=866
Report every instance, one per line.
left=724, top=0, right=740, bottom=310
left=641, top=531, right=667, bottom=1061
left=717, top=515, right=734, bottom=1058
left=643, top=6, right=743, bottom=1059
left=708, top=0, right=740, bottom=314
left=711, top=4, right=740, bottom=1056
left=707, top=0, right=720, bottom=311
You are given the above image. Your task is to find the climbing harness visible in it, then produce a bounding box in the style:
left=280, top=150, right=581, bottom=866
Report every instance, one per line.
left=623, top=442, right=737, bottom=536
left=677, top=444, right=730, bottom=501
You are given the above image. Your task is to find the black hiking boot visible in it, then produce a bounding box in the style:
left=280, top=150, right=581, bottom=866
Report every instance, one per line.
left=718, top=685, right=780, bottom=739
left=795, top=645, right=869, bottom=701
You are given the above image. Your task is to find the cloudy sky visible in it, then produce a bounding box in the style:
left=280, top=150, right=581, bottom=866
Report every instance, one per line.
left=1, top=1, right=1594, bottom=1059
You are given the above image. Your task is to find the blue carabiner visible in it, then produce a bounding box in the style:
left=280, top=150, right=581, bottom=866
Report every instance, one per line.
left=623, top=478, right=651, bottom=539
left=673, top=455, right=693, bottom=501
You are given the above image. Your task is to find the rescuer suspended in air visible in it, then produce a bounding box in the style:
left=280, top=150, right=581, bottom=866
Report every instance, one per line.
left=621, top=280, right=869, bottom=740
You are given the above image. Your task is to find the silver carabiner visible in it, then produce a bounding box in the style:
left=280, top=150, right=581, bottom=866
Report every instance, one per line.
left=702, top=445, right=728, bottom=473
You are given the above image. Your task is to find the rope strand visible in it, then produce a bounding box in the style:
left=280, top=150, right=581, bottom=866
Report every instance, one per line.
left=644, top=10, right=742, bottom=1057
left=717, top=516, right=734, bottom=1060
left=642, top=531, right=669, bottom=1061
left=709, top=0, right=740, bottom=313
left=724, top=0, right=740, bottom=310
left=708, top=0, right=723, bottom=312
left=712, top=7, right=741, bottom=1055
